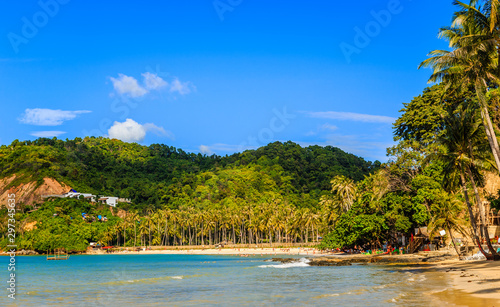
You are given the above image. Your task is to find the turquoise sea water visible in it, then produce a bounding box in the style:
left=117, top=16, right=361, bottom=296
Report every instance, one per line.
left=1, top=254, right=450, bottom=306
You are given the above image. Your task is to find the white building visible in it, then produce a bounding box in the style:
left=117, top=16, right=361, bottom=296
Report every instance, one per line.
left=42, top=190, right=130, bottom=208
left=62, top=191, right=96, bottom=202
left=97, top=197, right=132, bottom=207
left=98, top=197, right=119, bottom=207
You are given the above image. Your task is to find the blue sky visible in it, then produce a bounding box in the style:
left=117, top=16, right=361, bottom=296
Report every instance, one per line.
left=0, top=0, right=455, bottom=161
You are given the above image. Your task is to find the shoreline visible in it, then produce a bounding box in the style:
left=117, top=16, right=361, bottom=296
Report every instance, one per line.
left=416, top=260, right=500, bottom=305
left=3, top=248, right=499, bottom=304
left=94, top=247, right=326, bottom=256
left=107, top=248, right=500, bottom=304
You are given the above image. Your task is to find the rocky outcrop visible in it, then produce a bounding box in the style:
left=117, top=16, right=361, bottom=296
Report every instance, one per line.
left=0, top=175, right=70, bottom=207
left=271, top=252, right=456, bottom=266
left=15, top=250, right=38, bottom=255
left=309, top=258, right=355, bottom=266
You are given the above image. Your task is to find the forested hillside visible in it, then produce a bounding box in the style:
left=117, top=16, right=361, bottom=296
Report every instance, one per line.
left=0, top=137, right=379, bottom=252
left=0, top=137, right=378, bottom=211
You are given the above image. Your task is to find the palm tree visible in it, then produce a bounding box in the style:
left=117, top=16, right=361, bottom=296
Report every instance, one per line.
left=101, top=225, right=113, bottom=246
left=420, top=0, right=500, bottom=173
left=161, top=209, right=171, bottom=246
left=129, top=211, right=139, bottom=248
left=139, top=217, right=149, bottom=247
left=151, top=211, right=163, bottom=246
left=115, top=223, right=122, bottom=247
left=428, top=193, right=468, bottom=260
left=122, top=216, right=130, bottom=247
left=436, top=106, right=498, bottom=259
left=322, top=175, right=358, bottom=213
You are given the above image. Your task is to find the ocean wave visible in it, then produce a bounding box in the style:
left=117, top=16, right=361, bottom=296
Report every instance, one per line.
left=312, top=288, right=369, bottom=300
left=390, top=292, right=406, bottom=303
left=429, top=288, right=449, bottom=294
left=312, top=293, right=341, bottom=299
left=101, top=274, right=195, bottom=285
left=258, top=258, right=310, bottom=268
left=406, top=273, right=426, bottom=283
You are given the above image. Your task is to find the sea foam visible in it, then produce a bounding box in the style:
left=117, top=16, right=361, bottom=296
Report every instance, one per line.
left=259, top=258, right=310, bottom=268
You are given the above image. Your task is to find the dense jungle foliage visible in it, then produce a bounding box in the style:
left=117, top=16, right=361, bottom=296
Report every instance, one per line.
left=0, top=138, right=378, bottom=252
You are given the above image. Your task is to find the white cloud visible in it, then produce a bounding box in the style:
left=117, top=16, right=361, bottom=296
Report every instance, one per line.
left=199, top=145, right=213, bottom=155
left=320, top=123, right=338, bottom=131
left=110, top=74, right=148, bottom=98
left=142, top=72, right=167, bottom=90
left=170, top=78, right=194, bottom=95
left=306, top=111, right=396, bottom=124
left=110, top=72, right=194, bottom=98
left=108, top=119, right=173, bottom=143
left=19, top=108, right=91, bottom=126
left=30, top=131, right=66, bottom=138
left=108, top=119, right=146, bottom=142
left=143, top=123, right=175, bottom=140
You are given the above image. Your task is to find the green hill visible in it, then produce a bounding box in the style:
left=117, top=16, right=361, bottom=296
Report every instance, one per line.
left=0, top=137, right=379, bottom=211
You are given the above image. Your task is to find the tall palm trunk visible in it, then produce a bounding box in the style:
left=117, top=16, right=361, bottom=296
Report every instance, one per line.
left=194, top=223, right=197, bottom=246
left=239, top=223, right=243, bottom=244
left=201, top=222, right=204, bottom=245
left=447, top=226, right=463, bottom=260
left=157, top=219, right=161, bottom=246
left=189, top=226, right=192, bottom=245
left=459, top=171, right=490, bottom=259
left=475, top=81, right=500, bottom=173
left=466, top=166, right=499, bottom=257
left=164, top=219, right=168, bottom=246
left=148, top=222, right=151, bottom=247
left=232, top=223, right=236, bottom=244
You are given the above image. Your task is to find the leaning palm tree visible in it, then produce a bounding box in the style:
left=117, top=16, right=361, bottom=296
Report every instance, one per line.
left=420, top=0, right=500, bottom=174
left=428, top=193, right=468, bottom=260
left=435, top=106, right=498, bottom=259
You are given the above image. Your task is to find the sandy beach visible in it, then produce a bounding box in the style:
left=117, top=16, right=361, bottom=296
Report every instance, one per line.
left=418, top=260, right=500, bottom=305
left=110, top=246, right=325, bottom=257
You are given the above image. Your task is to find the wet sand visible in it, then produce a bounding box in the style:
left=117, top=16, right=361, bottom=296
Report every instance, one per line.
left=405, top=260, right=500, bottom=306
left=433, top=260, right=500, bottom=304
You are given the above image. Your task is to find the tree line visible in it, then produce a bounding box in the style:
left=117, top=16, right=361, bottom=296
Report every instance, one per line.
left=321, top=0, right=500, bottom=260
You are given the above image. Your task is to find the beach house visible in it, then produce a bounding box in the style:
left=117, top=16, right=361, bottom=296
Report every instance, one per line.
left=42, top=189, right=130, bottom=208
